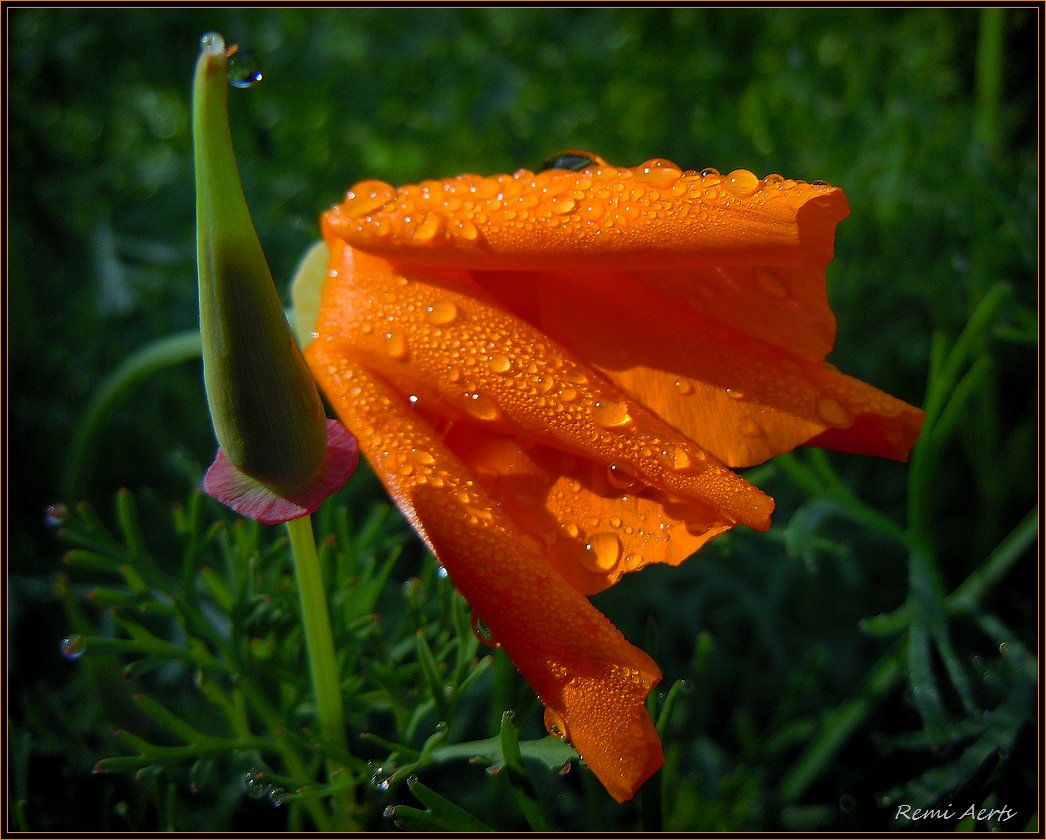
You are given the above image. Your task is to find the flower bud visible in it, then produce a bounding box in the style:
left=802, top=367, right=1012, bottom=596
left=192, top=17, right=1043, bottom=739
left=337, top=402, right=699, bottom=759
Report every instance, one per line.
left=193, top=33, right=357, bottom=523
left=193, top=32, right=326, bottom=490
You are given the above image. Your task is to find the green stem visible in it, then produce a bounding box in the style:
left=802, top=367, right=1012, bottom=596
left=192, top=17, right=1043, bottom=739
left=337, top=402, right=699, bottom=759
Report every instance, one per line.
left=286, top=514, right=358, bottom=830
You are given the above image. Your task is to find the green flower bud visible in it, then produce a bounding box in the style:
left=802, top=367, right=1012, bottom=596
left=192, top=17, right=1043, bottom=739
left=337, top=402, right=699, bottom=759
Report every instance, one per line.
left=193, top=32, right=326, bottom=490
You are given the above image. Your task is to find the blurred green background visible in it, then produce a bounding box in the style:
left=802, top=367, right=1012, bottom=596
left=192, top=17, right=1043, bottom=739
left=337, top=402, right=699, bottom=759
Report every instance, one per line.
left=8, top=7, right=1038, bottom=832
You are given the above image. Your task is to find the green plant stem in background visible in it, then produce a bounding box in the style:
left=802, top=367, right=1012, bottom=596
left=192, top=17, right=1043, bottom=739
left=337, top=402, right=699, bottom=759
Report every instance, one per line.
left=973, top=8, right=1005, bottom=155
left=285, top=514, right=358, bottom=830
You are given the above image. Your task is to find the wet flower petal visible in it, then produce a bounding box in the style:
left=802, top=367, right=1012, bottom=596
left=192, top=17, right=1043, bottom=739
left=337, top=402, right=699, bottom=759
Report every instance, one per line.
left=301, top=351, right=664, bottom=801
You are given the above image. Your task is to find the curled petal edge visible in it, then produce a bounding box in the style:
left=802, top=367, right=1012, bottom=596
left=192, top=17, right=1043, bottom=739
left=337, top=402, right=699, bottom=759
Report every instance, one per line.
left=203, top=419, right=359, bottom=524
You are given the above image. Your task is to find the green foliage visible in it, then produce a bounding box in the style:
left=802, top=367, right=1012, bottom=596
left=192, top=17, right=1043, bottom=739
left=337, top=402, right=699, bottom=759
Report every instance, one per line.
left=9, top=7, right=1037, bottom=833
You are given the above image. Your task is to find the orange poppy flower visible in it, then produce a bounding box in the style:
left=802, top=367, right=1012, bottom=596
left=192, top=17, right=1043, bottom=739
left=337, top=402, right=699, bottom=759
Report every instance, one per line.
left=303, top=154, right=924, bottom=802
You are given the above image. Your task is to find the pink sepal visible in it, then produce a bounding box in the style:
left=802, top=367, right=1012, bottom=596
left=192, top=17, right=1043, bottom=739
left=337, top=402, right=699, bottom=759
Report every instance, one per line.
left=203, top=419, right=359, bottom=524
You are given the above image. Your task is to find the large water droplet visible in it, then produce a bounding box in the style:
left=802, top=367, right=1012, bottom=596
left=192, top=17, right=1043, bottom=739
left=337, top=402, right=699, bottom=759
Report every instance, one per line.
left=544, top=707, right=571, bottom=741
left=816, top=395, right=852, bottom=427
left=45, top=503, right=68, bottom=527
left=488, top=354, right=512, bottom=374
left=725, top=169, right=760, bottom=196
left=581, top=532, right=622, bottom=573
left=606, top=463, right=639, bottom=491
left=412, top=448, right=435, bottom=465
left=425, top=299, right=458, bottom=326
left=227, top=47, right=263, bottom=88
left=60, top=635, right=86, bottom=661
left=463, top=392, right=500, bottom=422
left=592, top=399, right=632, bottom=429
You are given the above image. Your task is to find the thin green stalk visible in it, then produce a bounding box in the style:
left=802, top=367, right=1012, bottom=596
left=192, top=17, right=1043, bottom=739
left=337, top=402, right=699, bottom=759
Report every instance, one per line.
left=286, top=514, right=358, bottom=830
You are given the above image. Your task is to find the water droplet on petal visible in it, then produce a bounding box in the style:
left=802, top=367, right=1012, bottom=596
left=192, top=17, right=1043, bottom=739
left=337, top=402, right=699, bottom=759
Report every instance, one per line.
left=343, top=180, right=396, bottom=216
left=463, top=392, right=500, bottom=421
left=725, top=169, right=760, bottom=196
left=410, top=212, right=444, bottom=242
left=412, top=448, right=435, bottom=465
left=606, top=463, right=639, bottom=491
left=425, top=299, right=458, bottom=325
left=383, top=330, right=408, bottom=360
left=592, top=399, right=632, bottom=429
left=488, top=354, right=511, bottom=374
left=471, top=614, right=501, bottom=648
left=45, top=503, right=68, bottom=527
left=60, top=635, right=86, bottom=661
left=227, top=47, right=263, bottom=88
left=674, top=378, right=695, bottom=395
left=581, top=532, right=622, bottom=573
left=726, top=388, right=746, bottom=401
left=544, top=706, right=571, bottom=741
left=816, top=395, right=852, bottom=427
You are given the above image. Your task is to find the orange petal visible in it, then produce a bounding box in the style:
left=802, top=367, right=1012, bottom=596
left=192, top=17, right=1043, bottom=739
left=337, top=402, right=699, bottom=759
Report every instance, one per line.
left=506, top=266, right=924, bottom=467
left=312, top=244, right=774, bottom=531
left=325, top=162, right=848, bottom=272
left=439, top=422, right=733, bottom=596
left=304, top=345, right=664, bottom=802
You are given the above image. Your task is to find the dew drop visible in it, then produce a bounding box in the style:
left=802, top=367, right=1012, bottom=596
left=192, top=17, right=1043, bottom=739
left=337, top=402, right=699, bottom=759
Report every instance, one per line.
left=199, top=31, right=226, bottom=56
left=592, top=399, right=632, bottom=429
left=488, top=354, right=512, bottom=374
left=60, top=635, right=86, bottom=661
left=268, top=787, right=286, bottom=806
left=581, top=532, right=622, bottom=573
left=549, top=195, right=576, bottom=215
left=725, top=169, right=760, bottom=196
left=816, top=395, right=851, bottom=427
left=412, top=448, right=435, bottom=465
left=544, top=707, right=571, bottom=741
left=425, top=299, right=458, bottom=326
left=45, top=502, right=68, bottom=527
left=227, top=47, right=263, bottom=88
left=668, top=446, right=693, bottom=472
left=606, top=463, right=639, bottom=491
left=410, top=212, right=444, bottom=242
left=699, top=167, right=720, bottom=178
left=471, top=614, right=501, bottom=648
left=383, top=330, right=408, bottom=360
left=674, top=378, right=695, bottom=396
left=343, top=180, right=396, bottom=216
left=558, top=386, right=579, bottom=403
left=726, top=388, right=746, bottom=401
left=463, top=392, right=500, bottom=421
